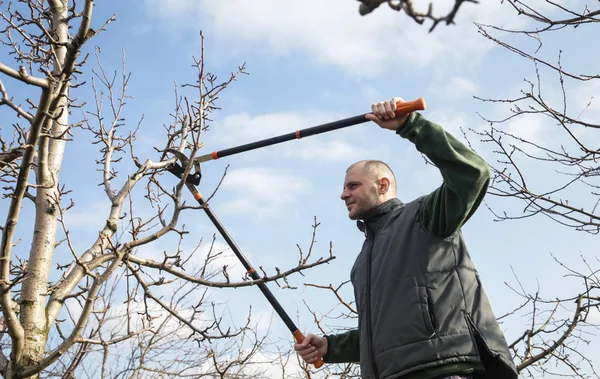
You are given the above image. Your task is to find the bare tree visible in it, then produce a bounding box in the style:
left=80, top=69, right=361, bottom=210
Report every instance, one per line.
left=0, top=2, right=333, bottom=378
left=290, top=1, right=600, bottom=378
left=355, top=0, right=480, bottom=32
left=470, top=0, right=599, bottom=232
left=467, top=3, right=600, bottom=375
left=501, top=256, right=599, bottom=378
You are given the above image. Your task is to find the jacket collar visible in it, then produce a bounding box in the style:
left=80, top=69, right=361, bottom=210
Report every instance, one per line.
left=357, top=198, right=404, bottom=234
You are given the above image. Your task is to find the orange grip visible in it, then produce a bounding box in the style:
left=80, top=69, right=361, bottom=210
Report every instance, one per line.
left=293, top=330, right=325, bottom=369
left=395, top=97, right=426, bottom=116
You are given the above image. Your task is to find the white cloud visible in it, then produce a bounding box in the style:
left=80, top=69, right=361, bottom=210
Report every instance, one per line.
left=467, top=102, right=546, bottom=150
left=289, top=139, right=373, bottom=161
left=218, top=167, right=311, bottom=218
left=441, top=76, right=479, bottom=97
left=189, top=241, right=252, bottom=283
left=142, top=0, right=556, bottom=77
left=426, top=108, right=477, bottom=148
left=504, top=113, right=545, bottom=145
left=214, top=110, right=338, bottom=144
left=411, top=166, right=443, bottom=197
left=361, top=84, right=385, bottom=103
left=134, top=239, right=236, bottom=272
left=428, top=109, right=470, bottom=136
left=572, top=79, right=600, bottom=129
left=469, top=76, right=598, bottom=157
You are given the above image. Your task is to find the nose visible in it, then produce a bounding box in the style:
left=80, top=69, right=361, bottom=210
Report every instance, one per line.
left=340, top=189, right=349, bottom=201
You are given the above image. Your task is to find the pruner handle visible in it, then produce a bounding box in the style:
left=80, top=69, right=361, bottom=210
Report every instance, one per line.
left=293, top=330, right=325, bottom=369
left=395, top=97, right=426, bottom=116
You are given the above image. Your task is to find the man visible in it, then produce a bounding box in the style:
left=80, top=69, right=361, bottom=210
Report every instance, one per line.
left=295, top=98, right=518, bottom=379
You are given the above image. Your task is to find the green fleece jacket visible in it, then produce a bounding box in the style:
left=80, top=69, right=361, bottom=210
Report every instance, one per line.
left=323, top=112, right=491, bottom=378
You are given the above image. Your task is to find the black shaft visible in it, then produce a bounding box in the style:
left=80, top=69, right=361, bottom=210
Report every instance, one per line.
left=214, top=113, right=368, bottom=159
left=195, top=195, right=298, bottom=333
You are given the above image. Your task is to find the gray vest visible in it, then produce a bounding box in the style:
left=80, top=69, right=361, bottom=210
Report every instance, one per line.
left=350, top=198, right=517, bottom=379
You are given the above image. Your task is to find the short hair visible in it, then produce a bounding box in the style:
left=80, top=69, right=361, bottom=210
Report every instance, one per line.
left=347, top=160, right=397, bottom=193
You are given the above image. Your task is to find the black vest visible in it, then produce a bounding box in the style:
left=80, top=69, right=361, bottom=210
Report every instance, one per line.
left=350, top=198, right=517, bottom=379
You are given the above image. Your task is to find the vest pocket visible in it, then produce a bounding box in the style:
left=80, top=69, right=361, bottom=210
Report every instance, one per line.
left=418, top=285, right=437, bottom=337
left=371, top=276, right=435, bottom=351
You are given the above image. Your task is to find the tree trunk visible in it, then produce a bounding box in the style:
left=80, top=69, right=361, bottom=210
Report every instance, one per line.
left=18, top=2, right=69, bottom=376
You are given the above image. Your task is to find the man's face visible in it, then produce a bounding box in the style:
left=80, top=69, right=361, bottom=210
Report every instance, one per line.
left=340, top=164, right=380, bottom=220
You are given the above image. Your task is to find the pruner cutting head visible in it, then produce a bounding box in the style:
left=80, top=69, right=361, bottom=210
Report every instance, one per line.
left=165, top=148, right=201, bottom=186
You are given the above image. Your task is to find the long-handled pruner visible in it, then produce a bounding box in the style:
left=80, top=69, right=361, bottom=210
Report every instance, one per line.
left=166, top=149, right=326, bottom=368
left=190, top=97, right=426, bottom=164
left=165, top=99, right=426, bottom=369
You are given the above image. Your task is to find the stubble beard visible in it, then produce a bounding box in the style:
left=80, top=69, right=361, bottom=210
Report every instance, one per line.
left=348, top=191, right=379, bottom=221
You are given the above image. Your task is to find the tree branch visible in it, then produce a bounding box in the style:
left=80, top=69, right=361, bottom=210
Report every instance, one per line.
left=0, top=62, right=49, bottom=88
left=357, top=0, right=479, bottom=32
left=126, top=251, right=335, bottom=289
left=0, top=80, right=35, bottom=122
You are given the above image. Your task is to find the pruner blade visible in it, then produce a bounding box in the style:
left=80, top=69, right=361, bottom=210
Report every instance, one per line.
left=164, top=148, right=202, bottom=186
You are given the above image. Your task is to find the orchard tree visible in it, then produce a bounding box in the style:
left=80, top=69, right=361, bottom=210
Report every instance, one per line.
left=0, top=1, right=331, bottom=378
left=300, top=1, right=600, bottom=378
left=355, top=0, right=480, bottom=31
left=470, top=2, right=600, bottom=375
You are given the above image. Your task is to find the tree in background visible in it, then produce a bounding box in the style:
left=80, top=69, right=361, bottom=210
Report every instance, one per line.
left=355, top=0, right=480, bottom=32
left=0, top=1, right=331, bottom=378
left=471, top=2, right=599, bottom=376
left=303, top=1, right=599, bottom=378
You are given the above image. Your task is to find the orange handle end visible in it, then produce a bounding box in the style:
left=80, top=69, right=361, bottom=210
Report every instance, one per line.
left=293, top=330, right=325, bottom=369
left=395, top=97, right=426, bottom=116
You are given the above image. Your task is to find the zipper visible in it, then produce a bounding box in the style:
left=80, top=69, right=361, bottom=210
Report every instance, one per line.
left=365, top=228, right=380, bottom=379
left=426, top=289, right=438, bottom=338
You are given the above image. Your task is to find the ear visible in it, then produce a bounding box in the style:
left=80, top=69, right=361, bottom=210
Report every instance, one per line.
left=378, top=177, right=391, bottom=195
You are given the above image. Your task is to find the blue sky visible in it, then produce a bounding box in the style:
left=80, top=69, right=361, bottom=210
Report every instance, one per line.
left=1, top=0, right=598, bottom=377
